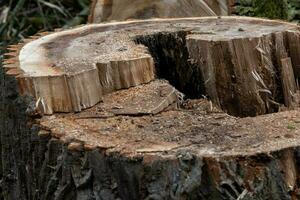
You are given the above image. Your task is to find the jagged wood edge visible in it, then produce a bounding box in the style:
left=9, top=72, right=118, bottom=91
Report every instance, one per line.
left=4, top=16, right=300, bottom=115
left=3, top=24, right=155, bottom=115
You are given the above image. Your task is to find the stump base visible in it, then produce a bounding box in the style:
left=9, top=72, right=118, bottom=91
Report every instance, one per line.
left=38, top=86, right=300, bottom=199
left=4, top=17, right=300, bottom=199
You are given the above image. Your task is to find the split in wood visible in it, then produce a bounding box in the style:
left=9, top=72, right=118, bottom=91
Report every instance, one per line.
left=5, top=16, right=300, bottom=117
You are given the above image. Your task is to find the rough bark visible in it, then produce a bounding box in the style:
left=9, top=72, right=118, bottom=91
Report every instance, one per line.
left=3, top=17, right=300, bottom=200
left=88, top=0, right=230, bottom=23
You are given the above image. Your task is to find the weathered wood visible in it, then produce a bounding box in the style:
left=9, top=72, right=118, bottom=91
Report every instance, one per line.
left=286, top=31, right=300, bottom=80
left=78, top=80, right=179, bottom=117
left=4, top=89, right=300, bottom=199
left=185, top=24, right=300, bottom=116
left=89, top=0, right=231, bottom=23
left=280, top=58, right=298, bottom=108
left=4, top=17, right=300, bottom=200
left=6, top=31, right=155, bottom=114
left=5, top=17, right=300, bottom=116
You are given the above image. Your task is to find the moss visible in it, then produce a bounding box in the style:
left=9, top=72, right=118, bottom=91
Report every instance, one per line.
left=253, top=0, right=289, bottom=20
left=287, top=123, right=296, bottom=130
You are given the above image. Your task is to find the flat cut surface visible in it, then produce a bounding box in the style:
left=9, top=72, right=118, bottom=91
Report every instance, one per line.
left=42, top=95, right=300, bottom=158
left=100, top=80, right=178, bottom=115
left=10, top=17, right=300, bottom=115
left=12, top=16, right=300, bottom=158
left=19, top=17, right=298, bottom=77
left=75, top=80, right=178, bottom=117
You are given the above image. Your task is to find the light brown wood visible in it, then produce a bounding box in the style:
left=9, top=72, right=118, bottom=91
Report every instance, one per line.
left=186, top=29, right=300, bottom=116
left=280, top=58, right=299, bottom=108
left=274, top=32, right=299, bottom=109
left=89, top=0, right=230, bottom=23
left=5, top=16, right=300, bottom=116
left=5, top=27, right=155, bottom=114
left=286, top=31, right=300, bottom=81
left=77, top=80, right=178, bottom=117
left=6, top=16, right=300, bottom=200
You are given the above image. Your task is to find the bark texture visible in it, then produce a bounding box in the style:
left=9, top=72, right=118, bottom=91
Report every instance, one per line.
left=1, top=97, right=300, bottom=200
left=3, top=17, right=300, bottom=200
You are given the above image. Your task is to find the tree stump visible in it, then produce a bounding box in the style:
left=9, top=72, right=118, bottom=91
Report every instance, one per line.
left=89, top=0, right=231, bottom=23
left=3, top=16, right=300, bottom=199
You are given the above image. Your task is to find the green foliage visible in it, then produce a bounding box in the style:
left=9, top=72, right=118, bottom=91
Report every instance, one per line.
left=253, top=0, right=289, bottom=20
left=287, top=123, right=296, bottom=130
left=288, top=0, right=300, bottom=22
left=0, top=0, right=299, bottom=56
left=0, top=0, right=89, bottom=53
left=235, top=0, right=255, bottom=17
left=235, top=0, right=300, bottom=22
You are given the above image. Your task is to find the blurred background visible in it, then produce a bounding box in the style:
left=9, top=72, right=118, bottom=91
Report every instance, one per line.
left=0, top=0, right=300, bottom=58
left=1, top=0, right=300, bottom=49
left=234, top=0, right=300, bottom=21
left=0, top=0, right=89, bottom=53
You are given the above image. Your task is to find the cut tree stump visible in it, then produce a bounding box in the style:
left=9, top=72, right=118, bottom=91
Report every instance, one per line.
left=89, top=0, right=231, bottom=23
left=7, top=16, right=300, bottom=116
left=3, top=17, right=300, bottom=199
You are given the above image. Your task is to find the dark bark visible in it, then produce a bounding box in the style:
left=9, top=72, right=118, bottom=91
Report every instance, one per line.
left=0, top=96, right=300, bottom=200
left=0, top=64, right=299, bottom=199
left=2, top=18, right=300, bottom=200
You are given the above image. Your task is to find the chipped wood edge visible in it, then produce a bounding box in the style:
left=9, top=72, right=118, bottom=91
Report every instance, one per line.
left=4, top=16, right=299, bottom=115
left=4, top=29, right=155, bottom=115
